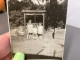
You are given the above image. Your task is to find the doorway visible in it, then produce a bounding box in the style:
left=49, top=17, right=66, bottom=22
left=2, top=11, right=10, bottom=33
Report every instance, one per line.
left=26, top=15, right=43, bottom=24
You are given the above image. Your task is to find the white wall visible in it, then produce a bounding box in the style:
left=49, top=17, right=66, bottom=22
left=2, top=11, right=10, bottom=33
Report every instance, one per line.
left=66, top=0, right=80, bottom=28
left=63, top=0, right=80, bottom=60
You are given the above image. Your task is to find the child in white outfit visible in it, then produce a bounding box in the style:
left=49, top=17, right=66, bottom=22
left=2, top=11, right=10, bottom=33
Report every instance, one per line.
left=37, top=23, right=43, bottom=39
left=32, top=24, right=37, bottom=40
left=26, top=20, right=33, bottom=39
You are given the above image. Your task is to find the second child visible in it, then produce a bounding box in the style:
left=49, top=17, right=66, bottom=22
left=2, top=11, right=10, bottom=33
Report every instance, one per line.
left=32, top=24, right=38, bottom=40
left=37, top=23, right=44, bottom=39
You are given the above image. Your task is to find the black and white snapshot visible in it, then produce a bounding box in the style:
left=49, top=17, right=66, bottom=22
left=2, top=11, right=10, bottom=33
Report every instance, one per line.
left=8, top=0, right=68, bottom=59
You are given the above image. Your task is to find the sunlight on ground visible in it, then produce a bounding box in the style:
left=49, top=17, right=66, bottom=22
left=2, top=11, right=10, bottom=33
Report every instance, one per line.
left=10, top=27, right=65, bottom=58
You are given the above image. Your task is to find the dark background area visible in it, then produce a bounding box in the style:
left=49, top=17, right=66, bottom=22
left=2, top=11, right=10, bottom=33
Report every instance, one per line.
left=8, top=0, right=68, bottom=29
left=26, top=15, right=43, bottom=23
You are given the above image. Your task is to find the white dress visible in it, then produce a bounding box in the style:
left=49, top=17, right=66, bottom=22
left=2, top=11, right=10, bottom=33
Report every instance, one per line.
left=27, top=24, right=33, bottom=33
left=38, top=26, right=43, bottom=34
left=33, top=28, right=37, bottom=34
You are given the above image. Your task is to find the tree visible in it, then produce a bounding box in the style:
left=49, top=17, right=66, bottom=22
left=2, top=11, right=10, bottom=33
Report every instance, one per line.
left=8, top=0, right=45, bottom=28
left=8, top=0, right=22, bottom=11
left=46, top=0, right=67, bottom=29
left=45, top=0, right=68, bottom=38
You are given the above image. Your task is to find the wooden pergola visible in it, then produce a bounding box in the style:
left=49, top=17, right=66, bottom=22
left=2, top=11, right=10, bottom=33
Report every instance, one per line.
left=22, top=10, right=46, bottom=28
left=22, top=10, right=46, bottom=35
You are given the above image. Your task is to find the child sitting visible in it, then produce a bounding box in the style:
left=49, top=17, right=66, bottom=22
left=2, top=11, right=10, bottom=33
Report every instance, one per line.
left=37, top=23, right=44, bottom=39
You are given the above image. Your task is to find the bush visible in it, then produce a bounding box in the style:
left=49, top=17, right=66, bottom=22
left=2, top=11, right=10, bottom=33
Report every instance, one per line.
left=9, top=11, right=24, bottom=28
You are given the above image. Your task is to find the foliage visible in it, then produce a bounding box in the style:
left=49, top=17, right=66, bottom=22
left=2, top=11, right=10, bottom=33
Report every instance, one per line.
left=9, top=0, right=36, bottom=28
left=8, top=0, right=67, bottom=29
left=45, top=0, right=67, bottom=29
left=8, top=0, right=46, bottom=28
left=9, top=11, right=24, bottom=28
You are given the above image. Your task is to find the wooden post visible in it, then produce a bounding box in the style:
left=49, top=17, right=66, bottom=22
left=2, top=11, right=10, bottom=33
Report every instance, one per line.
left=34, top=14, right=36, bottom=23
left=42, top=13, right=45, bottom=39
left=43, top=13, right=45, bottom=29
left=24, top=13, right=27, bottom=37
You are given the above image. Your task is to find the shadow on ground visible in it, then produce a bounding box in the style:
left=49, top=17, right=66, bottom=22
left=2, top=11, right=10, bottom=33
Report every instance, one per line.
left=13, top=53, right=62, bottom=59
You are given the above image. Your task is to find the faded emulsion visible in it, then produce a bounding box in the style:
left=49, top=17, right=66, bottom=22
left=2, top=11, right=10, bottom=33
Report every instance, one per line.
left=8, top=0, right=68, bottom=59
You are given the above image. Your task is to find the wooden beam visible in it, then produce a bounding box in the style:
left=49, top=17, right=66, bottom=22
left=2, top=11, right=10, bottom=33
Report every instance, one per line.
left=26, top=13, right=43, bottom=15
left=22, top=10, right=46, bottom=13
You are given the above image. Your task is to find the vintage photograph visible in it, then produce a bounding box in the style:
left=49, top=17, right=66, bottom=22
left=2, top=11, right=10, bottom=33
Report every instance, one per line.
left=8, top=0, right=68, bottom=59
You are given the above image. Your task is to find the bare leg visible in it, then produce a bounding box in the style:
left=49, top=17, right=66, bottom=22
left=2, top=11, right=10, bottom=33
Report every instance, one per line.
left=27, top=33, right=29, bottom=39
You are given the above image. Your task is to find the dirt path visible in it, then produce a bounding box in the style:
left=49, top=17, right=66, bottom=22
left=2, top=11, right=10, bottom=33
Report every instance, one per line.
left=11, top=29, right=65, bottom=58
